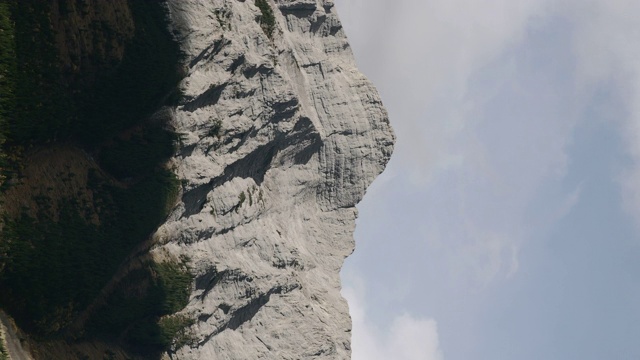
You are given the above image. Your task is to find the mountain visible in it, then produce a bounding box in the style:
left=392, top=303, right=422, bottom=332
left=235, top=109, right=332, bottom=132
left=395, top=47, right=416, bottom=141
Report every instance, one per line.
left=0, top=0, right=393, bottom=359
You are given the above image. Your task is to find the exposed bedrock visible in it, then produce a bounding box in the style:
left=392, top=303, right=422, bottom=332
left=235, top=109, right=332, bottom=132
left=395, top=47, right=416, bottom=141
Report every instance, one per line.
left=156, top=0, right=394, bottom=358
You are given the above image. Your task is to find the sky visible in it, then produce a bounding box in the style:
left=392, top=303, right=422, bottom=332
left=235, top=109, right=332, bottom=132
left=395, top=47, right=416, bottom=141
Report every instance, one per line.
left=334, top=1, right=640, bottom=359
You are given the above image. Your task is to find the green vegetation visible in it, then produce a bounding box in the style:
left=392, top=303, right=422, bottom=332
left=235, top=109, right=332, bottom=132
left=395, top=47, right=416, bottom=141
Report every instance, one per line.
left=208, top=118, right=223, bottom=138
left=0, top=168, right=179, bottom=336
left=1, top=204, right=111, bottom=335
left=0, top=335, right=7, bottom=360
left=0, top=0, right=189, bottom=354
left=75, top=0, right=183, bottom=146
left=0, top=1, right=15, bottom=189
left=99, top=127, right=177, bottom=180
left=6, top=0, right=73, bottom=144
left=236, top=191, right=246, bottom=212
left=88, top=260, right=193, bottom=353
left=159, top=315, right=195, bottom=351
left=214, top=8, right=230, bottom=30
left=0, top=0, right=182, bottom=147
left=255, top=0, right=276, bottom=38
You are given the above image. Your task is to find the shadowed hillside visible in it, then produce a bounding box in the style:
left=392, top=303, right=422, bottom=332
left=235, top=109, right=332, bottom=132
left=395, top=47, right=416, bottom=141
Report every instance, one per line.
left=0, top=0, right=192, bottom=358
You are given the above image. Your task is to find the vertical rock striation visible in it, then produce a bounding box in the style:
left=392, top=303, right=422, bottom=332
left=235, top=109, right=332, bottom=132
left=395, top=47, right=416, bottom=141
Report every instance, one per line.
left=157, top=0, right=394, bottom=358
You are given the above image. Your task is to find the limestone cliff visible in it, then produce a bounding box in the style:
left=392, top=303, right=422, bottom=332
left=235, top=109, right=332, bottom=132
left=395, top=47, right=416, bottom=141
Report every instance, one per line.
left=153, top=0, right=394, bottom=358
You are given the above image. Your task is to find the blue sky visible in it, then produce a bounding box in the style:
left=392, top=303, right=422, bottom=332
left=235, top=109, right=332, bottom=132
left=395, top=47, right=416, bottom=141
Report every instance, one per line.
left=335, top=1, right=640, bottom=359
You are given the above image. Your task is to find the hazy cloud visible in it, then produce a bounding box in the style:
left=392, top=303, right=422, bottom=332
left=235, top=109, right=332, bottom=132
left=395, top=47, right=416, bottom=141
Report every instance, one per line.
left=337, top=0, right=581, bottom=292
left=564, top=0, right=640, bottom=227
left=337, top=0, right=555, bottom=185
left=552, top=183, right=584, bottom=221
left=343, top=281, right=444, bottom=360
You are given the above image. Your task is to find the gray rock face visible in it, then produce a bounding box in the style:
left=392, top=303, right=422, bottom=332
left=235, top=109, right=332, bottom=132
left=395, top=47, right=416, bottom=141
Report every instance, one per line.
left=156, top=0, right=394, bottom=358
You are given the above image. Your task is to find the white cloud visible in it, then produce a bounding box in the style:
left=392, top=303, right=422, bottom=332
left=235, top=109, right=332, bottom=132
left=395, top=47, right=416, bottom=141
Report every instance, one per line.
left=342, top=283, right=444, bottom=360
left=337, top=0, right=555, bottom=185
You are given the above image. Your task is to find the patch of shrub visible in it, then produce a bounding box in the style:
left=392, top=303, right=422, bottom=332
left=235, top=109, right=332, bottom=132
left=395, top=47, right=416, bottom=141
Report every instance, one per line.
left=236, top=191, right=246, bottom=213
left=255, top=0, right=276, bottom=38
left=0, top=336, right=7, bottom=360
left=207, top=118, right=223, bottom=138
left=88, top=260, right=193, bottom=354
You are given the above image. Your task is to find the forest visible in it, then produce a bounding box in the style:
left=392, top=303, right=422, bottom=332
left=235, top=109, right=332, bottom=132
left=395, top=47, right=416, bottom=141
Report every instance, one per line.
left=0, top=0, right=192, bottom=355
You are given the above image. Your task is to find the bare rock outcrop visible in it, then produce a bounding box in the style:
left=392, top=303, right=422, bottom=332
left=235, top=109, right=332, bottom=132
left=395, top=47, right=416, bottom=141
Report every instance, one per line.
left=155, top=0, right=394, bottom=358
